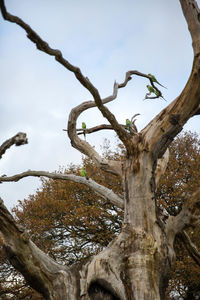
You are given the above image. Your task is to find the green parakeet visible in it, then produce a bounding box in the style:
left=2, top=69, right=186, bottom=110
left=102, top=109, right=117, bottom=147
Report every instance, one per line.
left=82, top=122, right=86, bottom=139
left=154, top=90, right=166, bottom=101
left=146, top=85, right=155, bottom=93
left=148, top=74, right=167, bottom=89
left=126, top=119, right=131, bottom=132
left=80, top=166, right=89, bottom=180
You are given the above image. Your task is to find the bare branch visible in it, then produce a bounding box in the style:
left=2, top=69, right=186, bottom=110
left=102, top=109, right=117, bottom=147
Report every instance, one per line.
left=0, top=171, right=124, bottom=209
left=0, top=2, right=124, bottom=175
left=0, top=1, right=166, bottom=159
left=0, top=133, right=28, bottom=160
left=0, top=0, right=101, bottom=102
left=64, top=124, right=114, bottom=136
left=130, top=113, right=140, bottom=133
left=166, top=188, right=200, bottom=241
left=77, top=84, right=133, bottom=152
left=118, top=70, right=159, bottom=89
left=0, top=1, right=138, bottom=153
left=0, top=197, right=75, bottom=299
left=90, top=72, right=164, bottom=152
left=67, top=71, right=150, bottom=165
left=142, top=66, right=200, bottom=162
left=76, top=124, right=113, bottom=135
left=119, top=70, right=165, bottom=100
left=179, top=0, right=200, bottom=55
left=130, top=114, right=140, bottom=124
left=67, top=81, right=126, bottom=176
left=141, top=0, right=200, bottom=161
left=65, top=123, right=137, bottom=136
left=178, top=230, right=200, bottom=267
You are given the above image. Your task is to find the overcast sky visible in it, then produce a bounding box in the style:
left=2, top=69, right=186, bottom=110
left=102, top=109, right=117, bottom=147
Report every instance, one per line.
left=0, top=0, right=200, bottom=210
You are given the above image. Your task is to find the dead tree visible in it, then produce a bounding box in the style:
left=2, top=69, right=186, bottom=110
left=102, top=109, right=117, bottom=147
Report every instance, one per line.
left=0, top=0, right=200, bottom=299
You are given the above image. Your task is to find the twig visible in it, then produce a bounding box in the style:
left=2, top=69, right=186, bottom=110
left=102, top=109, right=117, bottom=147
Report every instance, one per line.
left=178, top=230, right=200, bottom=267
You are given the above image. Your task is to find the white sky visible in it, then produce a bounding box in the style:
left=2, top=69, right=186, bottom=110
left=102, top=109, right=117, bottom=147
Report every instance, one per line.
left=0, top=0, right=200, bottom=209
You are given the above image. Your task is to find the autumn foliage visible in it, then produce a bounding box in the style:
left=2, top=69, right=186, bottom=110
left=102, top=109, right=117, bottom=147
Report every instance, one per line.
left=0, top=132, right=200, bottom=299
left=157, top=132, right=200, bottom=299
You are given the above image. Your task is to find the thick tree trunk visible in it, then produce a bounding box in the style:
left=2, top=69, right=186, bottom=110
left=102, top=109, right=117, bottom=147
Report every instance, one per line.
left=0, top=152, right=176, bottom=300
left=123, top=155, right=161, bottom=299
left=119, top=154, right=173, bottom=299
left=78, top=225, right=172, bottom=299
left=73, top=154, right=175, bottom=300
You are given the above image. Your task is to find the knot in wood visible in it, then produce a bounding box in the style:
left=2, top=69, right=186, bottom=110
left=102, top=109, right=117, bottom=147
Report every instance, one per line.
left=169, top=114, right=180, bottom=125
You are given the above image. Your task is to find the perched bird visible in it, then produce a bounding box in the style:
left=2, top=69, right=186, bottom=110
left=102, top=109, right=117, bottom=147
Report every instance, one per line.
left=154, top=90, right=166, bottom=101
left=82, top=122, right=86, bottom=139
left=126, top=119, right=131, bottom=132
left=80, top=166, right=89, bottom=180
left=146, top=85, right=155, bottom=94
left=148, top=74, right=167, bottom=89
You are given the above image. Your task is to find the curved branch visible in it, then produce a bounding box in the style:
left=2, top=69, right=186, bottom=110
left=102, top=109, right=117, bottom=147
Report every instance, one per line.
left=68, top=71, right=149, bottom=171
left=91, top=86, right=134, bottom=151
left=0, top=171, right=124, bottom=209
left=178, top=230, right=200, bottom=267
left=0, top=1, right=166, bottom=160
left=180, top=0, right=200, bottom=55
left=68, top=82, right=125, bottom=176
left=0, top=1, right=125, bottom=177
left=119, top=70, right=160, bottom=89
left=89, top=72, right=163, bottom=154
left=166, top=188, right=200, bottom=243
left=0, top=133, right=28, bottom=160
left=141, top=0, right=200, bottom=162
left=0, top=2, right=128, bottom=173
left=0, top=197, right=75, bottom=299
left=0, top=1, right=135, bottom=152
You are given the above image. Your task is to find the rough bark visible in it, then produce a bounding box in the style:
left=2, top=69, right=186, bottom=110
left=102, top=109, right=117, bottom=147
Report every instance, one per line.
left=0, top=171, right=124, bottom=209
left=0, top=0, right=200, bottom=299
left=0, top=198, right=78, bottom=300
left=0, top=132, right=28, bottom=160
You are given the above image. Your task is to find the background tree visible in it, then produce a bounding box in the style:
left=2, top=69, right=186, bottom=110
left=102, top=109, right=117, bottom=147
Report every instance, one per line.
left=0, top=132, right=200, bottom=299
left=157, top=131, right=200, bottom=299
left=0, top=0, right=200, bottom=299
left=0, top=142, right=124, bottom=299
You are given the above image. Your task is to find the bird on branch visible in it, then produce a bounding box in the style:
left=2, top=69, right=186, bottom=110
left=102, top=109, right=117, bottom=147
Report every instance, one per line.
left=148, top=73, right=167, bottom=89
left=126, top=119, right=131, bottom=132
left=82, top=122, right=86, bottom=140
left=145, top=85, right=156, bottom=99
left=80, top=166, right=89, bottom=180
left=154, top=90, right=166, bottom=101
left=145, top=85, right=166, bottom=101
left=126, top=115, right=139, bottom=133
left=147, top=84, right=155, bottom=94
